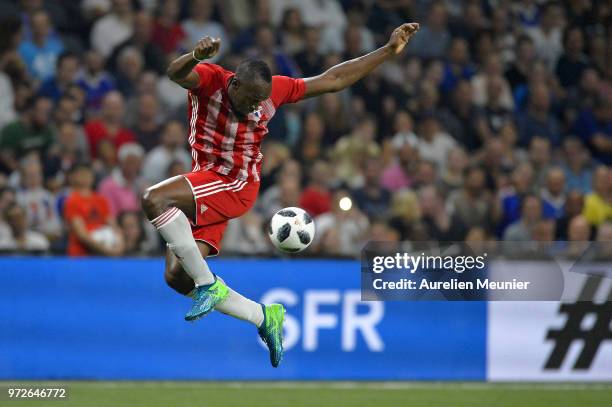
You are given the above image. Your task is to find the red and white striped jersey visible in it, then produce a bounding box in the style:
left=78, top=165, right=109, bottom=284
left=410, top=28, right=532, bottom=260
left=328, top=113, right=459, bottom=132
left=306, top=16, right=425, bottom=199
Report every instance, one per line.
left=185, top=63, right=305, bottom=182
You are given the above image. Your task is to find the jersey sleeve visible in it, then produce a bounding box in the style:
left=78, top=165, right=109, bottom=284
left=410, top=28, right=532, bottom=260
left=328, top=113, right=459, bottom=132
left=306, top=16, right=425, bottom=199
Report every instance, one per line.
left=192, top=63, right=220, bottom=91
left=271, top=75, right=306, bottom=107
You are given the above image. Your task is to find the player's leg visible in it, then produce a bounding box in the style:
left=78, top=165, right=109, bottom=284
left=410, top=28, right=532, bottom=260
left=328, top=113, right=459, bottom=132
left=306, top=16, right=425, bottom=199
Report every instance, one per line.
left=165, top=241, right=264, bottom=326
left=142, top=175, right=215, bottom=287
left=165, top=241, right=284, bottom=367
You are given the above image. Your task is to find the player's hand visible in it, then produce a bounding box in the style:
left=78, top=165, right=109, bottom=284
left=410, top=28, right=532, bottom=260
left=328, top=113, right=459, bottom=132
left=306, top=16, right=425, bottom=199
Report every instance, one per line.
left=386, top=23, right=419, bottom=55
left=193, top=37, right=221, bottom=60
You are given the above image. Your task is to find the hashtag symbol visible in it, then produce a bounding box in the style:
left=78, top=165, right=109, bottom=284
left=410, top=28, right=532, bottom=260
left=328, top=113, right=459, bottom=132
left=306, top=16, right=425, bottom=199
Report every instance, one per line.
left=544, top=277, right=612, bottom=370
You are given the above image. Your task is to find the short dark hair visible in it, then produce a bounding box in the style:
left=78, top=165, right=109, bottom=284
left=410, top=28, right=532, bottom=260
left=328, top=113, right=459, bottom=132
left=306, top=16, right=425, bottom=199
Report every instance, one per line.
left=57, top=51, right=79, bottom=69
left=236, top=59, right=272, bottom=84
left=69, top=162, right=92, bottom=175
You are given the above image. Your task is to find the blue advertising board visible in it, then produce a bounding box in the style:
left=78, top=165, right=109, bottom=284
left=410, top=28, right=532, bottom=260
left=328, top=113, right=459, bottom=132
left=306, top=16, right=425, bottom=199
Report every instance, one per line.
left=0, top=258, right=486, bottom=380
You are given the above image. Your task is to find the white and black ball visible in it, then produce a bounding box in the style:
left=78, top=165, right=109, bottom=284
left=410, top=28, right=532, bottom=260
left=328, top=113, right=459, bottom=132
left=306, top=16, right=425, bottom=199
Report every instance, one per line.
left=268, top=207, right=315, bottom=253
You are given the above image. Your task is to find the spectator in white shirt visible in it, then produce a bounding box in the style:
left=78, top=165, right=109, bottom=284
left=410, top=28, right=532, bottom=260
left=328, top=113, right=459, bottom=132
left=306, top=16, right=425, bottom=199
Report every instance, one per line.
left=90, top=0, right=134, bottom=58
left=416, top=115, right=457, bottom=173
left=0, top=203, right=49, bottom=252
left=142, top=121, right=191, bottom=185
left=15, top=155, right=62, bottom=240
left=182, top=0, right=228, bottom=63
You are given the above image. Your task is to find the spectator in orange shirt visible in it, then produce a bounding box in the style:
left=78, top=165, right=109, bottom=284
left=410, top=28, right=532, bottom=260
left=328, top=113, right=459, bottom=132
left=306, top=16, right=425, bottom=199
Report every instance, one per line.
left=84, top=91, right=135, bottom=159
left=64, top=163, right=124, bottom=257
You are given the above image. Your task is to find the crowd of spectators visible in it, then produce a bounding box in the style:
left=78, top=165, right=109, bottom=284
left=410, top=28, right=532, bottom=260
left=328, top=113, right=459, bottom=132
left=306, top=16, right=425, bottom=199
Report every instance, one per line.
left=0, top=0, right=611, bottom=258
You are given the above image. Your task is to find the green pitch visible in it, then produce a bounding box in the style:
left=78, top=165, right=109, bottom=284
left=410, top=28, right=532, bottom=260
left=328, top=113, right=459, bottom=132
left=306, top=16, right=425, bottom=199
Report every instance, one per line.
left=2, top=382, right=611, bottom=407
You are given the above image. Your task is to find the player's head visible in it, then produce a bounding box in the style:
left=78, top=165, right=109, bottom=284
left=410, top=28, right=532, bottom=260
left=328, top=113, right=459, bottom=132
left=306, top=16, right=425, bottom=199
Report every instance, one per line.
left=229, top=59, right=272, bottom=116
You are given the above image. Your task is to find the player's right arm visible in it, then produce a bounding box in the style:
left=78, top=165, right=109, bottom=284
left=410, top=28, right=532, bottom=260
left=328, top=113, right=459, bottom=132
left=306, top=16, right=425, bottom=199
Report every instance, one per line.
left=166, top=37, right=221, bottom=89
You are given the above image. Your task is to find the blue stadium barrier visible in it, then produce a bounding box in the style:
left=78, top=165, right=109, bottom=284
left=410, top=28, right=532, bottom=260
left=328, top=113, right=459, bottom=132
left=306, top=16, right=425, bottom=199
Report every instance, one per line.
left=0, top=258, right=486, bottom=380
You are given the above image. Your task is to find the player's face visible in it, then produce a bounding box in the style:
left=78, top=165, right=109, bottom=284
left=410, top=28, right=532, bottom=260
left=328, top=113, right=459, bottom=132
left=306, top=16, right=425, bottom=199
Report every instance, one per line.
left=230, top=78, right=271, bottom=116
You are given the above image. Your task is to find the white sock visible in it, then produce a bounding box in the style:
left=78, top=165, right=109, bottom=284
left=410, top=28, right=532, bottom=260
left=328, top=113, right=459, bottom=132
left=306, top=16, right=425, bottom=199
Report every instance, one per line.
left=151, top=207, right=214, bottom=286
left=214, top=277, right=265, bottom=327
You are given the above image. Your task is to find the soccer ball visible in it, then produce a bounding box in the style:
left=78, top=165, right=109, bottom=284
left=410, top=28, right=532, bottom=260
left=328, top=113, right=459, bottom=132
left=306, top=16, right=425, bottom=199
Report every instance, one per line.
left=268, top=207, right=315, bottom=253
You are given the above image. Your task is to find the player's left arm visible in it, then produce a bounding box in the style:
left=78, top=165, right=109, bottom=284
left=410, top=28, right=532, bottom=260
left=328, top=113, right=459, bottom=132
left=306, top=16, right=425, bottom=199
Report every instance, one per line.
left=302, top=23, right=419, bottom=98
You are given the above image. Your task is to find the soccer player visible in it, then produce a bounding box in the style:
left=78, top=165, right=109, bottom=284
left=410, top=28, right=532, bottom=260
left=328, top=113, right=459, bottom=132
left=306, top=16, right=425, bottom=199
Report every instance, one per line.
left=141, top=23, right=419, bottom=367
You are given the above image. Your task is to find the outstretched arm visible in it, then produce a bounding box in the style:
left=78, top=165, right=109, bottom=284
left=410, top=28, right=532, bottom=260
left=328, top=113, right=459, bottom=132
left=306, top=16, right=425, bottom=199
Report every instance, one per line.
left=303, top=23, right=419, bottom=98
left=166, top=37, right=221, bottom=89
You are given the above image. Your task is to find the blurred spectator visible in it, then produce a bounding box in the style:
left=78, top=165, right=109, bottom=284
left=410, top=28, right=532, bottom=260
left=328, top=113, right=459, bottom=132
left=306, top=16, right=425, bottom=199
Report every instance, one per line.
left=505, top=35, right=535, bottom=91
left=555, top=25, right=589, bottom=89
left=415, top=115, right=456, bottom=172
left=260, top=142, right=290, bottom=192
left=248, top=24, right=298, bottom=77
left=471, top=54, right=514, bottom=111
left=291, top=0, right=347, bottom=55
left=108, top=11, right=166, bottom=75
left=448, top=165, right=491, bottom=231
left=498, top=162, right=557, bottom=235
left=388, top=189, right=427, bottom=241
left=555, top=190, right=584, bottom=240
left=152, top=0, right=186, bottom=56
left=441, top=79, right=488, bottom=151
left=222, top=210, right=269, bottom=256
left=90, top=0, right=134, bottom=58
left=351, top=157, right=390, bottom=220
left=332, top=115, right=380, bottom=188
left=540, top=167, right=566, bottom=217
left=573, top=96, right=612, bottom=165
left=565, top=215, right=592, bottom=258
left=412, top=160, right=438, bottom=189
left=583, top=166, right=612, bottom=226
left=503, top=194, right=543, bottom=241
left=117, top=211, right=149, bottom=256
left=129, top=93, right=163, bottom=151
left=419, top=185, right=466, bottom=241
left=142, top=121, right=190, bottom=185
left=368, top=220, right=400, bottom=243
left=564, top=68, right=602, bottom=125
left=562, top=137, right=593, bottom=193
left=0, top=96, right=54, bottom=172
left=64, top=163, right=123, bottom=257
left=314, top=190, right=369, bottom=257
left=299, top=160, right=332, bottom=218
left=182, top=0, right=227, bottom=63
left=315, top=92, right=350, bottom=144
left=440, top=147, right=467, bottom=193
left=114, top=47, right=144, bottom=97
left=0, top=203, right=49, bottom=252
left=381, top=142, right=419, bottom=192
left=278, top=8, right=305, bottom=56
left=76, top=50, right=115, bottom=111
left=53, top=94, right=82, bottom=126
left=98, top=143, right=145, bottom=217
left=440, top=38, right=475, bottom=95
left=38, top=52, right=79, bottom=102
left=44, top=121, right=88, bottom=191
left=407, top=1, right=450, bottom=59
left=526, top=2, right=564, bottom=70
left=528, top=136, right=553, bottom=187
left=18, top=9, right=63, bottom=82
left=14, top=155, right=61, bottom=240
left=294, top=112, right=324, bottom=167
left=515, top=83, right=561, bottom=147
left=84, top=91, right=135, bottom=158
left=293, top=26, right=324, bottom=77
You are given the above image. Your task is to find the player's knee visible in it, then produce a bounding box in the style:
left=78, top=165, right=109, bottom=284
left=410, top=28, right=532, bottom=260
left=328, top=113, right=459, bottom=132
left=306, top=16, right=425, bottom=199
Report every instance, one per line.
left=142, top=186, right=167, bottom=219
